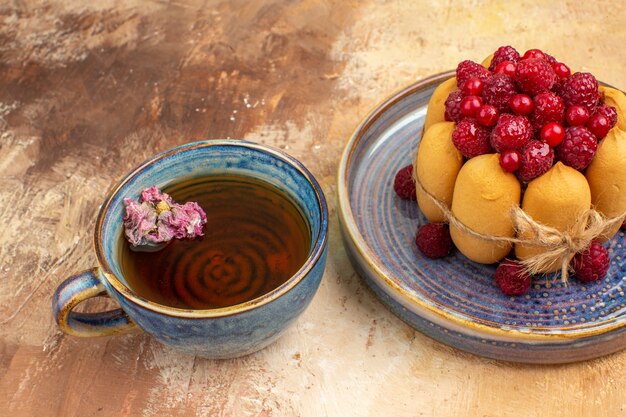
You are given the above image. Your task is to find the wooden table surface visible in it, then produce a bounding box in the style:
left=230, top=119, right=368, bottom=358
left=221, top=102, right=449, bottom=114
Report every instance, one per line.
left=1, top=1, right=625, bottom=416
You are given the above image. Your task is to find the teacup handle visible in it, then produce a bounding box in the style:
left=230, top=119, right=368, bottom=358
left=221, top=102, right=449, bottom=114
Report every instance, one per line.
left=52, top=268, right=136, bottom=337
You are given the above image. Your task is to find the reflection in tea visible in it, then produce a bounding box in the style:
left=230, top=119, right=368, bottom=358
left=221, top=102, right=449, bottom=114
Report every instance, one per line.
left=119, top=174, right=311, bottom=309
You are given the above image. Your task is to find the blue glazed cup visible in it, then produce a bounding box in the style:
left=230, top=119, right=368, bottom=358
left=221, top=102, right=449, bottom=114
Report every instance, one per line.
left=52, top=140, right=328, bottom=358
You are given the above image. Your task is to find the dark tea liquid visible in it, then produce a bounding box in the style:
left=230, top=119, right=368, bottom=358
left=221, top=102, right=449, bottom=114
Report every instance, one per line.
left=119, top=174, right=311, bottom=309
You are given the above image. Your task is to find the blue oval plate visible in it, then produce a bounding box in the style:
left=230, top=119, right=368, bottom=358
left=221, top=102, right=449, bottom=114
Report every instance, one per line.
left=337, top=71, right=626, bottom=364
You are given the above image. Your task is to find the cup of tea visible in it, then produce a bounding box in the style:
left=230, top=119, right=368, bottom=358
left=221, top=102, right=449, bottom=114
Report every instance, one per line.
left=52, top=140, right=328, bottom=358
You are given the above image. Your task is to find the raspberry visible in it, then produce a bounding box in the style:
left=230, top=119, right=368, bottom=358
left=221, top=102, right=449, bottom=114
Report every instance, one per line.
left=415, top=223, right=453, bottom=259
left=444, top=90, right=464, bottom=123
left=558, top=72, right=600, bottom=111
left=517, top=140, right=554, bottom=182
left=592, top=104, right=618, bottom=130
left=456, top=60, right=491, bottom=89
left=530, top=92, right=565, bottom=131
left=393, top=165, right=416, bottom=200
left=489, top=45, right=521, bottom=72
left=515, top=58, right=557, bottom=95
left=556, top=126, right=597, bottom=170
left=543, top=53, right=558, bottom=65
left=494, top=260, right=531, bottom=296
left=452, top=118, right=492, bottom=158
left=482, top=74, right=518, bottom=113
left=490, top=114, right=533, bottom=152
left=572, top=241, right=610, bottom=283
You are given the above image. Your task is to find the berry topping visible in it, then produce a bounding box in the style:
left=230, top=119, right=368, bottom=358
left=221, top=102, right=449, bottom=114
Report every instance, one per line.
left=522, top=49, right=546, bottom=60
left=489, top=46, right=521, bottom=72
left=515, top=58, right=557, bottom=95
left=530, top=92, right=565, bottom=131
left=490, top=114, right=533, bottom=152
left=540, top=122, right=565, bottom=147
left=462, top=77, right=484, bottom=96
left=556, top=126, right=598, bottom=170
left=586, top=113, right=611, bottom=139
left=456, top=60, right=491, bottom=89
left=543, top=53, right=558, bottom=65
left=509, top=94, right=535, bottom=115
left=460, top=95, right=483, bottom=118
left=572, top=241, right=610, bottom=283
left=476, top=104, right=499, bottom=127
left=444, top=90, right=464, bottom=123
left=482, top=74, right=518, bottom=113
left=499, top=149, right=521, bottom=172
left=415, top=223, right=453, bottom=259
left=558, top=72, right=600, bottom=111
left=552, top=62, right=571, bottom=79
left=592, top=104, right=618, bottom=131
left=452, top=118, right=493, bottom=158
left=393, top=165, right=416, bottom=200
left=494, top=260, right=532, bottom=296
left=517, top=140, right=554, bottom=182
left=494, top=61, right=517, bottom=77
left=566, top=105, right=590, bottom=126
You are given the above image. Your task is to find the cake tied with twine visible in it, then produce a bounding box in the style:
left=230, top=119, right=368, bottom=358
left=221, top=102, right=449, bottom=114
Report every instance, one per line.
left=407, top=46, right=626, bottom=295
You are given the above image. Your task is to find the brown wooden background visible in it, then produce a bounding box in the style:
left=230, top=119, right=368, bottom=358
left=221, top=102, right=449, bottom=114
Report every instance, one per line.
left=1, top=1, right=625, bottom=416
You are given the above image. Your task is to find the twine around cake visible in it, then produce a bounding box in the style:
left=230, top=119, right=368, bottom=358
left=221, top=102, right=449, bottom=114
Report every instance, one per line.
left=411, top=166, right=625, bottom=282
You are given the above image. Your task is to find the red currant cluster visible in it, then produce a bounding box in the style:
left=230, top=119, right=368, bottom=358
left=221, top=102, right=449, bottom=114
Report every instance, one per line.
left=445, top=46, right=617, bottom=183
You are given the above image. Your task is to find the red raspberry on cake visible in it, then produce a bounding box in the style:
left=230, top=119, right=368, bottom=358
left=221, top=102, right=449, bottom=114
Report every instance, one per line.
left=482, top=74, right=519, bottom=113
left=444, top=90, right=464, bottom=123
left=490, top=114, right=533, bottom=152
left=556, top=126, right=598, bottom=170
left=572, top=241, right=610, bottom=283
left=530, top=92, right=565, bottom=131
left=517, top=140, right=554, bottom=182
left=456, top=60, right=491, bottom=89
left=558, top=72, right=600, bottom=111
left=452, top=118, right=492, bottom=158
left=515, top=58, right=557, bottom=96
left=488, top=45, right=521, bottom=72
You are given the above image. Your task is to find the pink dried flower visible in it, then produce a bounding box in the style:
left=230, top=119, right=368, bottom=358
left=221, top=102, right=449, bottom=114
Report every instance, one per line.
left=123, top=187, right=207, bottom=249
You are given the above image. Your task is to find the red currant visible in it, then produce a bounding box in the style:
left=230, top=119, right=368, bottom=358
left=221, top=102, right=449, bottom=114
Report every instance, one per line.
left=460, top=95, right=483, bottom=118
left=587, top=113, right=611, bottom=139
left=566, top=105, right=590, bottom=126
left=499, top=149, right=522, bottom=172
left=494, top=61, right=516, bottom=77
left=522, top=49, right=546, bottom=60
left=476, top=104, right=499, bottom=127
left=509, top=94, right=534, bottom=115
left=462, top=77, right=484, bottom=96
left=540, top=122, right=565, bottom=147
left=552, top=62, right=571, bottom=79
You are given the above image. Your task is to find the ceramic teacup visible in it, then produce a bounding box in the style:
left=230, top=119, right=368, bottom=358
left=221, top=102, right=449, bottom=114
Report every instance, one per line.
left=52, top=140, right=328, bottom=358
